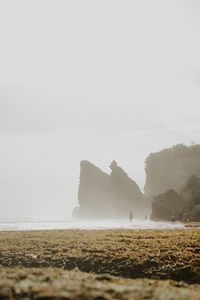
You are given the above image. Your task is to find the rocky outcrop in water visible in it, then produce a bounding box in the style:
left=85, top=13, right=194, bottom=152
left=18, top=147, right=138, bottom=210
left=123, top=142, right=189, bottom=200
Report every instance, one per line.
left=180, top=175, right=200, bottom=209
left=180, top=175, right=200, bottom=221
left=75, top=161, right=111, bottom=218
left=151, top=175, right=200, bottom=221
left=151, top=189, right=185, bottom=221
left=144, top=144, right=200, bottom=196
left=190, top=204, right=200, bottom=221
left=73, top=160, right=144, bottom=218
left=74, top=144, right=200, bottom=220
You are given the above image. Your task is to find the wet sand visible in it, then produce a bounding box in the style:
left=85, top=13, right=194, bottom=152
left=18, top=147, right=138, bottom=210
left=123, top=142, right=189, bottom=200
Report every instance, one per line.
left=0, top=229, right=200, bottom=299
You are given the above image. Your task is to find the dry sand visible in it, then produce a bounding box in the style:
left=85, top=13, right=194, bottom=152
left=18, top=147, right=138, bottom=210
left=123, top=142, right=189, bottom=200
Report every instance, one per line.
left=0, top=229, right=200, bottom=299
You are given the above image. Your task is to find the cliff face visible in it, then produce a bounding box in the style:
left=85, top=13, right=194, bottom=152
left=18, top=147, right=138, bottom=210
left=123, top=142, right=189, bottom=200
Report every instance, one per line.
left=144, top=144, right=200, bottom=196
left=74, top=160, right=144, bottom=218
left=77, top=161, right=112, bottom=218
left=109, top=161, right=144, bottom=216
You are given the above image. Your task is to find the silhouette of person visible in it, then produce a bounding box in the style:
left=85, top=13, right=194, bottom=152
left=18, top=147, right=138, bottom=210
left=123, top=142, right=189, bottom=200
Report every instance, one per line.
left=171, top=215, right=176, bottom=224
left=129, top=210, right=133, bottom=222
left=183, top=213, right=189, bottom=225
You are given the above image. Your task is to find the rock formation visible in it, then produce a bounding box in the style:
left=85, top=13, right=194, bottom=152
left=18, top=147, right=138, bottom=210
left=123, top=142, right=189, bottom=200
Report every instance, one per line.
left=73, top=160, right=145, bottom=218
left=76, top=160, right=111, bottom=218
left=144, top=144, right=200, bottom=196
left=180, top=175, right=200, bottom=221
left=151, top=175, right=200, bottom=221
left=74, top=144, right=200, bottom=221
left=180, top=175, right=200, bottom=208
left=151, top=189, right=185, bottom=221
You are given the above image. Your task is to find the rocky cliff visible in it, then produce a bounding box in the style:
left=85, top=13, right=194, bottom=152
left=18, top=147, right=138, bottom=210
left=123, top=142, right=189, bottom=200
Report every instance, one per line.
left=74, top=144, right=200, bottom=220
left=151, top=189, right=185, bottom=221
left=73, top=160, right=145, bottom=218
left=76, top=160, right=112, bottom=218
left=151, top=175, right=200, bottom=221
left=144, top=144, right=200, bottom=196
left=181, top=175, right=200, bottom=221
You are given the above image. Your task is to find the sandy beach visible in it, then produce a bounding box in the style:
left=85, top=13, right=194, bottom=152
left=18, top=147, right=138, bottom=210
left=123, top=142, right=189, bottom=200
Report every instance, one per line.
left=0, top=228, right=200, bottom=299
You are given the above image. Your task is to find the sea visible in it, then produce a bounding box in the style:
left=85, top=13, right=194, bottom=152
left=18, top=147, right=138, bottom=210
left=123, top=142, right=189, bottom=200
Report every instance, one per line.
left=0, top=217, right=185, bottom=231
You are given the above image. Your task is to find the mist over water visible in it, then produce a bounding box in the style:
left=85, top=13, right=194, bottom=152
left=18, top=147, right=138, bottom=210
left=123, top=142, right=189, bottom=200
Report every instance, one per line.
left=0, top=1, right=200, bottom=221
left=0, top=217, right=185, bottom=231
left=0, top=3, right=200, bottom=299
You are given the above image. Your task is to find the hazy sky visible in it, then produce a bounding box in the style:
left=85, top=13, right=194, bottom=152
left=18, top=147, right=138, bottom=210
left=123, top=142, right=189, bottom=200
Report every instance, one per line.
left=0, top=0, right=200, bottom=217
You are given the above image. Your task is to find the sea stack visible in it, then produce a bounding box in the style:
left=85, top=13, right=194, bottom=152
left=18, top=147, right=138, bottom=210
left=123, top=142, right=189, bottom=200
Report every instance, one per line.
left=73, top=160, right=145, bottom=218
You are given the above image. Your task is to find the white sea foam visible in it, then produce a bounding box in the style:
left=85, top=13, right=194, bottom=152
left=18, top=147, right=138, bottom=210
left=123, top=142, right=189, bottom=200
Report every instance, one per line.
left=0, top=217, right=185, bottom=231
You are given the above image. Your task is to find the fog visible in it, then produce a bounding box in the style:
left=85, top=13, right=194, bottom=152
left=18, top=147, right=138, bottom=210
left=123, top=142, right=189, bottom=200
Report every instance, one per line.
left=0, top=0, right=200, bottom=217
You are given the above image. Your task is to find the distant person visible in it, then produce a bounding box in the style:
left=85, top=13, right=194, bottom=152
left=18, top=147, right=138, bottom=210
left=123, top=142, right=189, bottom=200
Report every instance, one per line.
left=171, top=215, right=176, bottom=224
left=129, top=210, right=133, bottom=222
left=145, top=215, right=147, bottom=221
left=183, top=213, right=189, bottom=225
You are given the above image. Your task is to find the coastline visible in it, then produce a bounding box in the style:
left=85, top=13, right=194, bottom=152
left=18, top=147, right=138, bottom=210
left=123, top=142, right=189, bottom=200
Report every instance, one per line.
left=0, top=218, right=188, bottom=231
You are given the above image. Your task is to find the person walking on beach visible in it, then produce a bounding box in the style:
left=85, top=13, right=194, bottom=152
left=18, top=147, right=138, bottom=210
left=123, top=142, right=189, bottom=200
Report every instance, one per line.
left=171, top=215, right=176, bottom=224
left=183, top=213, right=189, bottom=225
left=129, top=210, right=133, bottom=222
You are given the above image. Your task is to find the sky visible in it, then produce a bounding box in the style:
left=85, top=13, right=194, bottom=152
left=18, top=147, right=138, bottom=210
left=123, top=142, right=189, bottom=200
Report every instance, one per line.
left=0, top=0, right=200, bottom=217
